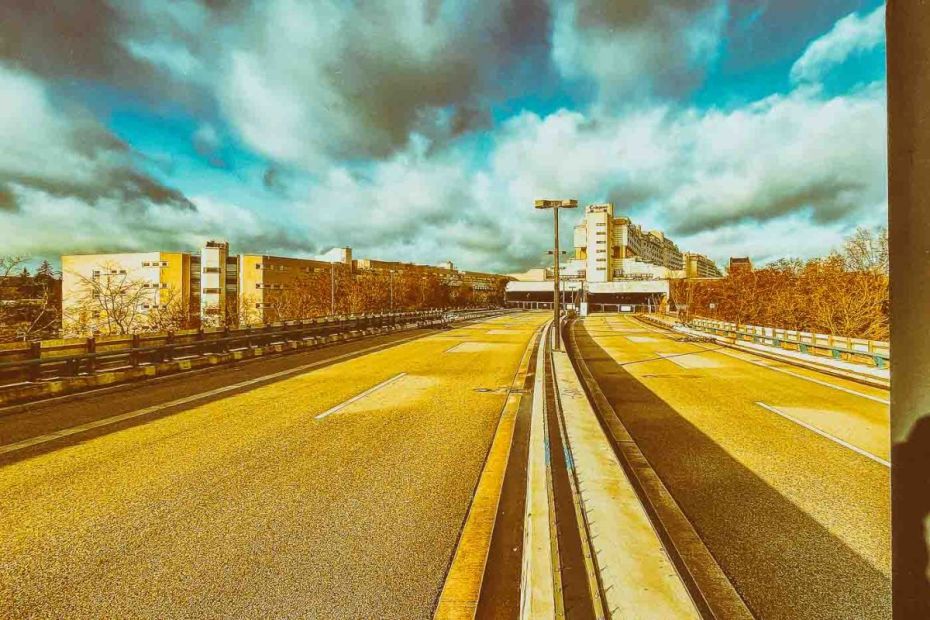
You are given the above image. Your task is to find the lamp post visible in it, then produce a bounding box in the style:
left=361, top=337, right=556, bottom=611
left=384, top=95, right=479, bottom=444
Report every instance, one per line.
left=330, top=261, right=336, bottom=316
left=535, top=198, right=578, bottom=350
left=389, top=270, right=395, bottom=312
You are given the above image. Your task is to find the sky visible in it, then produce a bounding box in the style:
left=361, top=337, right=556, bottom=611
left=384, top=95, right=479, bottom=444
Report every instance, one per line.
left=0, top=0, right=887, bottom=273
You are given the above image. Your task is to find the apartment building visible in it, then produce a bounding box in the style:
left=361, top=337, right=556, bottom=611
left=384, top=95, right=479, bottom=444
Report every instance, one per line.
left=61, top=251, right=199, bottom=335
left=237, top=253, right=339, bottom=324
left=683, top=252, right=723, bottom=279
left=569, top=203, right=685, bottom=282
left=62, top=241, right=509, bottom=333
left=729, top=257, right=753, bottom=273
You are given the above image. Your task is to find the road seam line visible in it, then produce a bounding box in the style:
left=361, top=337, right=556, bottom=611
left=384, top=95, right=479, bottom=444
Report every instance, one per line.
left=0, top=333, right=427, bottom=456
left=714, top=350, right=889, bottom=404
left=755, top=402, right=890, bottom=467
left=315, top=373, right=407, bottom=419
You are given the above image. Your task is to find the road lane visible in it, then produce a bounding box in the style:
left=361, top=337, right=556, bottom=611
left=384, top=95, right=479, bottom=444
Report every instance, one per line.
left=573, top=314, right=890, bottom=620
left=0, top=312, right=549, bottom=618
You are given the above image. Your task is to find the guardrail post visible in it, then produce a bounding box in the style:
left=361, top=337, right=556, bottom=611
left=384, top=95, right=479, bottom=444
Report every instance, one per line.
left=164, top=331, right=174, bottom=361
left=85, top=337, right=96, bottom=374
left=220, top=326, right=230, bottom=353
left=196, top=328, right=205, bottom=355
left=130, top=334, right=140, bottom=367
left=28, top=341, right=41, bottom=382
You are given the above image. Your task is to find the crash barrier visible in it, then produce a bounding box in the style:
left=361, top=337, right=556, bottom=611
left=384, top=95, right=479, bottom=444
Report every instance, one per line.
left=0, top=308, right=505, bottom=389
left=672, top=315, right=890, bottom=369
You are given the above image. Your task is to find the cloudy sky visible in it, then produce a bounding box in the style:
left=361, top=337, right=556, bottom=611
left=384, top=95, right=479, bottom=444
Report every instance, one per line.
left=0, top=0, right=887, bottom=272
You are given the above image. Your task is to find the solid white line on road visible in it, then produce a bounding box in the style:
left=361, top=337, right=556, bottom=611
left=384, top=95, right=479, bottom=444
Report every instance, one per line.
left=718, top=350, right=889, bottom=405
left=0, top=333, right=427, bottom=456
left=315, top=373, right=407, bottom=420
left=755, top=402, right=890, bottom=468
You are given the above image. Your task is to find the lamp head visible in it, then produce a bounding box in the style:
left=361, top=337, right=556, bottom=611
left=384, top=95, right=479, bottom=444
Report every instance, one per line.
left=535, top=198, right=578, bottom=210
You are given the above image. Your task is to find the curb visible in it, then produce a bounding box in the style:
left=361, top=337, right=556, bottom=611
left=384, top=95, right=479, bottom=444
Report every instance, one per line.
left=564, top=319, right=754, bottom=620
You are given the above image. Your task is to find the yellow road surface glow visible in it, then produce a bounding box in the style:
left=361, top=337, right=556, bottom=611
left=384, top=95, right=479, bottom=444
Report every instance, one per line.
left=0, top=312, right=551, bottom=618
left=315, top=372, right=408, bottom=419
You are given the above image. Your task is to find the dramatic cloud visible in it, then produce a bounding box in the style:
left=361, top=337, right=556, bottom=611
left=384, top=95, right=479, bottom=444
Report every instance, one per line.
left=790, top=5, right=885, bottom=84
left=213, top=0, right=552, bottom=167
left=551, top=0, right=728, bottom=100
left=0, top=64, right=301, bottom=257
left=0, top=64, right=195, bottom=212
left=0, top=2, right=888, bottom=271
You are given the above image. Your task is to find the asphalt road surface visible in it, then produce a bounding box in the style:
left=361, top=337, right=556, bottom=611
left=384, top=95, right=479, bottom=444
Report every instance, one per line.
left=0, top=312, right=549, bottom=618
left=572, top=314, right=890, bottom=620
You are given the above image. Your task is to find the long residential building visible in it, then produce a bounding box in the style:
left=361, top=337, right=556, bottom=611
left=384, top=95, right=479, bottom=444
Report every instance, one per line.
left=61, top=242, right=509, bottom=335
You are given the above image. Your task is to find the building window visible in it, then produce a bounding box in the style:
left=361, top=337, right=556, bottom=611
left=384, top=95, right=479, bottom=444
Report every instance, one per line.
left=203, top=287, right=221, bottom=294
left=203, top=266, right=221, bottom=274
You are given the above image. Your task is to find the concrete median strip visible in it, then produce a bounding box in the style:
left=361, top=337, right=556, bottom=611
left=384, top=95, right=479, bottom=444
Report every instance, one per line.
left=566, top=322, right=754, bottom=620
left=433, top=324, right=542, bottom=620
left=550, top=346, right=700, bottom=618
left=519, top=322, right=559, bottom=619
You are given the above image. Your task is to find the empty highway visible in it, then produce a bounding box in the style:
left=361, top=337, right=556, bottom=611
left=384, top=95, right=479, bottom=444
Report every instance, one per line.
left=571, top=314, right=890, bottom=620
left=0, top=312, right=548, bottom=618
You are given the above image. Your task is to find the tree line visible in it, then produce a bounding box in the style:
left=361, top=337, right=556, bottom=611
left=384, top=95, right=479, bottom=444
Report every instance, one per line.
left=670, top=227, right=889, bottom=340
left=0, top=257, right=61, bottom=342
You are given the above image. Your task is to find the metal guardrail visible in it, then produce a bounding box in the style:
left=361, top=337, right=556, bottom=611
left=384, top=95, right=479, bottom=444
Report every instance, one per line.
left=0, top=308, right=500, bottom=388
left=677, top=316, right=890, bottom=368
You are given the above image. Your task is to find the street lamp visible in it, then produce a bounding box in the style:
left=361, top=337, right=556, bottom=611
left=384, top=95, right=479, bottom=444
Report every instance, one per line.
left=389, top=269, right=395, bottom=312
left=330, top=261, right=336, bottom=316
left=535, top=198, right=578, bottom=350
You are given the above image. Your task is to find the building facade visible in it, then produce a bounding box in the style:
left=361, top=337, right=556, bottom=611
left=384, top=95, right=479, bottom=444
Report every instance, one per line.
left=62, top=251, right=199, bottom=335
left=683, top=252, right=723, bottom=279
left=568, top=203, right=688, bottom=282
left=62, top=242, right=509, bottom=335
left=505, top=202, right=722, bottom=311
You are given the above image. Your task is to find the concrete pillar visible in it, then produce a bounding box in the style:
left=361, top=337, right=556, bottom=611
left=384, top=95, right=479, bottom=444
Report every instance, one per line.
left=888, top=2, right=930, bottom=616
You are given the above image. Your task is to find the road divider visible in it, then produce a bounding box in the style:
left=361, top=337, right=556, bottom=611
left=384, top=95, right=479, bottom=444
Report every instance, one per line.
left=564, top=319, right=754, bottom=620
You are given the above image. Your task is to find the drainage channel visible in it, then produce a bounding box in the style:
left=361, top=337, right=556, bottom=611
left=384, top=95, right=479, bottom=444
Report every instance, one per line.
left=544, top=337, right=603, bottom=619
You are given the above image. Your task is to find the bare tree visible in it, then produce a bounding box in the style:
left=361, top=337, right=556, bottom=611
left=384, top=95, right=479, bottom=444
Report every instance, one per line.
left=65, top=263, right=150, bottom=335
left=144, top=287, right=193, bottom=332
left=0, top=256, right=25, bottom=279
left=842, top=226, right=889, bottom=274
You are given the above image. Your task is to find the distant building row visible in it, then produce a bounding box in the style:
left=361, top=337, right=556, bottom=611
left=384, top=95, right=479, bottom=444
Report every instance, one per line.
left=62, top=242, right=509, bottom=334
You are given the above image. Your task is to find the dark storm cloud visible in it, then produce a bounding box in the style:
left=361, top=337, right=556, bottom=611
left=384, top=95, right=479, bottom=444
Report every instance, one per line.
left=553, top=0, right=727, bottom=98
left=574, top=0, right=719, bottom=30
left=0, top=0, right=126, bottom=80
left=3, top=168, right=196, bottom=213
left=723, top=0, right=868, bottom=71
left=669, top=176, right=867, bottom=236
left=0, top=184, right=17, bottom=212
left=223, top=0, right=555, bottom=164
